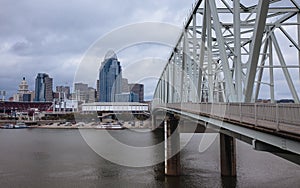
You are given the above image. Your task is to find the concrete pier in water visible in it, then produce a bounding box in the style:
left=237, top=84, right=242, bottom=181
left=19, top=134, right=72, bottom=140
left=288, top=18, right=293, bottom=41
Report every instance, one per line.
left=165, top=114, right=180, bottom=176
left=220, top=133, right=236, bottom=177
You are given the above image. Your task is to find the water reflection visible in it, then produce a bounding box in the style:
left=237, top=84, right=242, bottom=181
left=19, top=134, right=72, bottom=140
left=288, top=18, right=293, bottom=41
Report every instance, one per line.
left=0, top=129, right=299, bottom=188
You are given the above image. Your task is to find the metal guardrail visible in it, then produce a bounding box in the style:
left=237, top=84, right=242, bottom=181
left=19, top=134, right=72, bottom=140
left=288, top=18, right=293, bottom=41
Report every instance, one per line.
left=160, top=103, right=300, bottom=135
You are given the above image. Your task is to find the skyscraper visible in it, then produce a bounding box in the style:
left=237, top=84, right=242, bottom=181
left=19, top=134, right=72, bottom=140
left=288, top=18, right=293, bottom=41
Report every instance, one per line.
left=96, top=79, right=100, bottom=100
left=129, top=83, right=144, bottom=102
left=74, top=82, right=88, bottom=102
left=34, top=73, right=53, bottom=102
left=122, top=78, right=129, bottom=93
left=13, top=77, right=31, bottom=102
left=99, top=50, right=122, bottom=102
left=56, top=86, right=70, bottom=98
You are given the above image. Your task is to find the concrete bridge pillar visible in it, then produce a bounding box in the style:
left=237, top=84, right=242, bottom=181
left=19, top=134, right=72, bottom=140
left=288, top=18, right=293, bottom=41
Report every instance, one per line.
left=220, top=133, right=236, bottom=176
left=151, top=115, right=156, bottom=130
left=165, top=113, right=180, bottom=176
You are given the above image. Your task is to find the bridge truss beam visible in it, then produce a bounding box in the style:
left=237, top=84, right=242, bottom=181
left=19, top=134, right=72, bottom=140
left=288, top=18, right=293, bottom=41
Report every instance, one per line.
left=153, top=0, right=300, bottom=104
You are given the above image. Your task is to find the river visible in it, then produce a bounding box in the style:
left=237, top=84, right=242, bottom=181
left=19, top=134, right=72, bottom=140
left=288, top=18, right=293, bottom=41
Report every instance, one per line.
left=0, top=128, right=299, bottom=188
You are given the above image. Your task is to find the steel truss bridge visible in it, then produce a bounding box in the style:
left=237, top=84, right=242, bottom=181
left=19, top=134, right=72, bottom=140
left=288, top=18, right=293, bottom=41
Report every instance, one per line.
left=151, top=0, right=300, bottom=176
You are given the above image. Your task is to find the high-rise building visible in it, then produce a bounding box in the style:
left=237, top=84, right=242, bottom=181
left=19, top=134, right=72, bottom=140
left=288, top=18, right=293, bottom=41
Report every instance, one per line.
left=56, top=86, right=71, bottom=99
left=122, top=78, right=129, bottom=93
left=74, top=83, right=88, bottom=102
left=129, top=83, right=144, bottom=102
left=99, top=50, right=122, bottom=102
left=74, top=83, right=88, bottom=92
left=88, top=87, right=96, bottom=103
left=18, top=77, right=29, bottom=94
left=34, top=73, right=53, bottom=102
left=22, top=94, right=31, bottom=102
left=115, top=92, right=139, bottom=102
left=73, top=83, right=96, bottom=103
left=13, top=77, right=31, bottom=102
left=96, top=80, right=100, bottom=100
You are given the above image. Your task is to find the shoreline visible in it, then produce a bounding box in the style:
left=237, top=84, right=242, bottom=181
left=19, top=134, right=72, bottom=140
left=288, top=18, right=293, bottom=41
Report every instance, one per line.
left=1, top=124, right=151, bottom=130
left=0, top=120, right=152, bottom=130
left=0, top=118, right=152, bottom=130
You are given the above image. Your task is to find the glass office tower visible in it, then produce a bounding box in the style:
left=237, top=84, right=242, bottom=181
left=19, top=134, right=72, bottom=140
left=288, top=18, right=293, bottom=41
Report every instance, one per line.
left=99, top=50, right=122, bottom=102
left=34, top=73, right=53, bottom=102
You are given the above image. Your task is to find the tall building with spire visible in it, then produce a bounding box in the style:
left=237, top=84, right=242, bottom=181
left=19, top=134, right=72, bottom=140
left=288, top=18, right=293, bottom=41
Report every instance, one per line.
left=13, top=77, right=32, bottom=102
left=99, top=50, right=122, bottom=102
left=18, top=77, right=29, bottom=94
left=34, top=73, right=53, bottom=102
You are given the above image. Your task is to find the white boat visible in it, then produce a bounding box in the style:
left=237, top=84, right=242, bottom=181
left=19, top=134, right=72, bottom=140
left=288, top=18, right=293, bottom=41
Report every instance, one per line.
left=96, top=124, right=125, bottom=130
left=1, top=123, right=28, bottom=129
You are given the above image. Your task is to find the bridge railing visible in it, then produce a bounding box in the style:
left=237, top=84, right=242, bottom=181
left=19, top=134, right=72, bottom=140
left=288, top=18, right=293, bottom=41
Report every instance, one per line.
left=161, top=103, right=300, bottom=135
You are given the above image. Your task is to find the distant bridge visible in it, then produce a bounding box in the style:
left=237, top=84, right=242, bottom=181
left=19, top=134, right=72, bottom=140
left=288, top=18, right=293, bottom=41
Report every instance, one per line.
left=151, top=0, right=300, bottom=177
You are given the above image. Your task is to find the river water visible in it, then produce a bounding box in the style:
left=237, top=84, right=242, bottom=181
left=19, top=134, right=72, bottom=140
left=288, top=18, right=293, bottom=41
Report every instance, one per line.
left=0, top=128, right=299, bottom=188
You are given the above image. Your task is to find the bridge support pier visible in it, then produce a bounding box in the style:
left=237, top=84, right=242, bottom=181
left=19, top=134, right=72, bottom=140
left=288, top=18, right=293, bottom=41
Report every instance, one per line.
left=220, top=133, right=236, bottom=177
left=165, top=113, right=180, bottom=176
left=151, top=115, right=156, bottom=130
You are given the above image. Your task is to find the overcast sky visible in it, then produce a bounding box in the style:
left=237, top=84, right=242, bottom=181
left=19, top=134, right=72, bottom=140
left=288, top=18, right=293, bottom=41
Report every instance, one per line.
left=1, top=0, right=299, bottom=101
left=0, top=0, right=195, bottom=100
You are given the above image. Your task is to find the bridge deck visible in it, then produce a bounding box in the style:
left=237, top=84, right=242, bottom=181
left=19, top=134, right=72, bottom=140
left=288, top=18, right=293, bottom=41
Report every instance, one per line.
left=161, top=103, right=300, bottom=139
left=154, top=102, right=300, bottom=155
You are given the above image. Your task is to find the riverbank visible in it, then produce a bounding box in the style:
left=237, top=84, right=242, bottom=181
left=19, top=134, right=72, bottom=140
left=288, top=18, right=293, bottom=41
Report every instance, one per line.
left=1, top=121, right=152, bottom=130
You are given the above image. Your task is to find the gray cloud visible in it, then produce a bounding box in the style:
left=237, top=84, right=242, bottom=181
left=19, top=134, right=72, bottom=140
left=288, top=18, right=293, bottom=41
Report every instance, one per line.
left=0, top=0, right=194, bottom=98
left=2, top=0, right=297, bottom=101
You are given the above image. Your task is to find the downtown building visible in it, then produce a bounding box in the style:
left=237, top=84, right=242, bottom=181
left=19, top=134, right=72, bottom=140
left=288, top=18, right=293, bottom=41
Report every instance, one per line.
left=129, top=83, right=144, bottom=102
left=72, top=83, right=96, bottom=103
left=99, top=50, right=122, bottom=102
left=55, top=86, right=71, bottom=99
left=34, top=73, right=53, bottom=102
left=13, top=77, right=34, bottom=102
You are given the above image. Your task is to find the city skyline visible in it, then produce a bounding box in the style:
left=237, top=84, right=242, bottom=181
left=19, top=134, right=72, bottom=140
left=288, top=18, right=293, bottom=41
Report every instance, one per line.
left=0, top=0, right=194, bottom=101
left=0, top=67, right=145, bottom=103
left=1, top=0, right=299, bottom=101
left=0, top=1, right=299, bottom=187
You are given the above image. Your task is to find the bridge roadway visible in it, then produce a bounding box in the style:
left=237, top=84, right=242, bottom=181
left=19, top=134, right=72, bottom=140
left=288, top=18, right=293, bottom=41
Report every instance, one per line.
left=152, top=102, right=300, bottom=176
